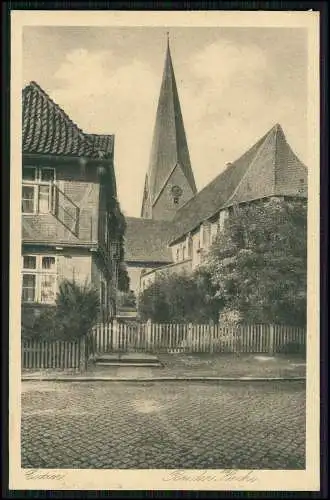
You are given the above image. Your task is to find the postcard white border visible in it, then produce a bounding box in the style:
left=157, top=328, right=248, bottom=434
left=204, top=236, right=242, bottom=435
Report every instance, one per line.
left=9, top=10, right=320, bottom=491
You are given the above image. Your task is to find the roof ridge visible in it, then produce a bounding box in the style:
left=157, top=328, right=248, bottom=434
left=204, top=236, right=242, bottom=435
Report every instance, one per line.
left=274, top=123, right=284, bottom=187
left=169, top=48, right=197, bottom=195
left=174, top=127, right=273, bottom=221
left=225, top=125, right=276, bottom=206
left=166, top=46, right=180, bottom=167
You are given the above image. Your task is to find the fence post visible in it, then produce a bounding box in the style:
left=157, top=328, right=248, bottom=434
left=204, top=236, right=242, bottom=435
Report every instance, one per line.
left=268, top=324, right=275, bottom=356
left=209, top=321, right=214, bottom=354
left=112, top=318, right=118, bottom=351
left=79, top=337, right=86, bottom=372
left=146, top=319, right=152, bottom=350
left=188, top=323, right=193, bottom=352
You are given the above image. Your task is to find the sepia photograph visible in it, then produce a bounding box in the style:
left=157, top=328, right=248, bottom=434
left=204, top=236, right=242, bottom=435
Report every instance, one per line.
left=9, top=10, right=320, bottom=492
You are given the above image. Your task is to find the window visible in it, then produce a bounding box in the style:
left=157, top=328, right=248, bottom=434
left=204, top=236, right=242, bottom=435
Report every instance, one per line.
left=182, top=245, right=186, bottom=260
left=219, top=210, right=229, bottom=232
left=22, top=255, right=57, bottom=303
left=210, top=223, right=218, bottom=244
left=203, top=223, right=211, bottom=248
left=187, top=235, right=193, bottom=258
left=170, top=185, right=183, bottom=206
left=22, top=167, right=55, bottom=214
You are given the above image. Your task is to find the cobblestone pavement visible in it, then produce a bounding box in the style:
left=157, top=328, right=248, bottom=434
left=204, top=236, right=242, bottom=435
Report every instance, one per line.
left=21, top=381, right=305, bottom=470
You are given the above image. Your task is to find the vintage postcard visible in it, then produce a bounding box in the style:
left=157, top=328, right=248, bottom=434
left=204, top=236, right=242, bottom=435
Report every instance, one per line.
left=9, top=10, right=320, bottom=492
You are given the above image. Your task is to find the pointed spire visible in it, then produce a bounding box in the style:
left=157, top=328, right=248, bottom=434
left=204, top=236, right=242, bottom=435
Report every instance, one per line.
left=141, top=37, right=197, bottom=220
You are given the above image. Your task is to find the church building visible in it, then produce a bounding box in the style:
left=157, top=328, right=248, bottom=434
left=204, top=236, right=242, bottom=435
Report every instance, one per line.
left=121, top=38, right=308, bottom=312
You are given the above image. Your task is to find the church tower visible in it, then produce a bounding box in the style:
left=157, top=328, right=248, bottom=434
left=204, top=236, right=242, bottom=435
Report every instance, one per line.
left=141, top=36, right=197, bottom=220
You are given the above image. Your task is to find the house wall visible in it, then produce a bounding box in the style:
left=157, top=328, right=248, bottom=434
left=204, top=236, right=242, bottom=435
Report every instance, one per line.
left=57, top=252, right=92, bottom=285
left=21, top=246, right=113, bottom=321
left=126, top=262, right=171, bottom=295
left=127, top=266, right=145, bottom=295
left=22, top=157, right=119, bottom=320
left=21, top=247, right=92, bottom=319
left=169, top=208, right=229, bottom=270
left=140, top=259, right=193, bottom=291
left=23, top=158, right=103, bottom=244
left=56, top=163, right=100, bottom=243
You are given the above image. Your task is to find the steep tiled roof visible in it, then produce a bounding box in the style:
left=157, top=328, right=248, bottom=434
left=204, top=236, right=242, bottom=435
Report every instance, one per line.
left=170, top=124, right=307, bottom=243
left=124, top=217, right=173, bottom=263
left=22, top=81, right=114, bottom=159
left=86, top=134, right=114, bottom=158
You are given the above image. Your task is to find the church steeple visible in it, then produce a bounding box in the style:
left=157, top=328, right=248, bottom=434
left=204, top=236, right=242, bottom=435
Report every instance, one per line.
left=141, top=36, right=197, bottom=220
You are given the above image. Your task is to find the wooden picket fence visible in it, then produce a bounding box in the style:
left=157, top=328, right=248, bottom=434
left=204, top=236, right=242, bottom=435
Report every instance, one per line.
left=21, top=339, right=84, bottom=369
left=88, top=322, right=306, bottom=356
left=21, top=323, right=306, bottom=370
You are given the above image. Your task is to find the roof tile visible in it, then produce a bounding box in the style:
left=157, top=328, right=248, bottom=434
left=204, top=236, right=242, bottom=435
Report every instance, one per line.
left=124, top=217, right=173, bottom=263
left=22, top=81, right=114, bottom=159
left=169, top=124, right=307, bottom=243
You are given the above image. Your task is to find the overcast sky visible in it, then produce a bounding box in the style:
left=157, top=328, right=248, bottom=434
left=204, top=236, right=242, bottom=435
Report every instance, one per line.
left=23, top=26, right=308, bottom=217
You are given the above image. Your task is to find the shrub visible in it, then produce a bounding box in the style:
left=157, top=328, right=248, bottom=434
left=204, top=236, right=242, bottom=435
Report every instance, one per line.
left=138, top=271, right=222, bottom=323
left=21, top=305, right=57, bottom=341
left=21, top=279, right=100, bottom=341
left=54, top=280, right=100, bottom=340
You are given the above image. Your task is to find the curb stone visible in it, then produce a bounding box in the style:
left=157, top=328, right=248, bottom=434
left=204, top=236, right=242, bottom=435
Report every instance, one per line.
left=21, top=376, right=306, bottom=382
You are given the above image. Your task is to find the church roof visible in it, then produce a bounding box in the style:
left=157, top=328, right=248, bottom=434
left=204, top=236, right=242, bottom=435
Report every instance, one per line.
left=22, top=81, right=114, bottom=159
left=124, top=217, right=173, bottom=263
left=143, top=40, right=197, bottom=210
left=170, top=123, right=308, bottom=244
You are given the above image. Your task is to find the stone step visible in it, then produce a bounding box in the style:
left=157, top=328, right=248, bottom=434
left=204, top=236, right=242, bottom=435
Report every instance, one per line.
left=94, top=361, right=162, bottom=367
left=93, top=352, right=162, bottom=367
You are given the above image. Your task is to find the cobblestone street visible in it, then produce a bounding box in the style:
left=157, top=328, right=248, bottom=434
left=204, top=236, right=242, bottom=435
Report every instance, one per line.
left=21, top=381, right=305, bottom=470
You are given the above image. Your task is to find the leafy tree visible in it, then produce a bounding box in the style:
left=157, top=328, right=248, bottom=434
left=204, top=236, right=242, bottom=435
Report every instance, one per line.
left=138, top=271, right=222, bottom=323
left=117, top=262, right=130, bottom=292
left=205, top=198, right=307, bottom=326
